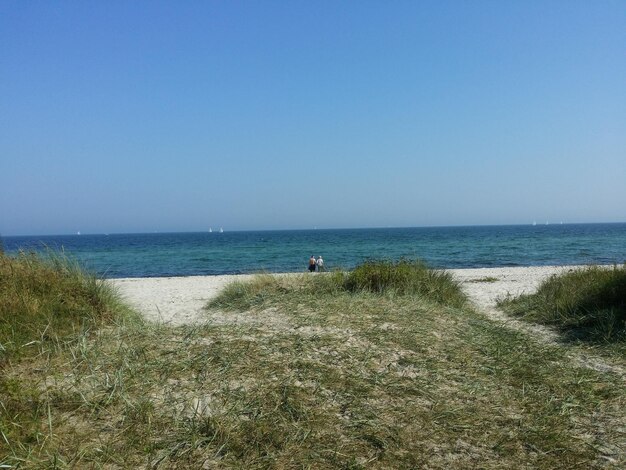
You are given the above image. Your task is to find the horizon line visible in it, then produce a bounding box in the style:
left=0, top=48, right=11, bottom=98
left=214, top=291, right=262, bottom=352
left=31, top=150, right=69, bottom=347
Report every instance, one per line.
left=3, top=220, right=626, bottom=238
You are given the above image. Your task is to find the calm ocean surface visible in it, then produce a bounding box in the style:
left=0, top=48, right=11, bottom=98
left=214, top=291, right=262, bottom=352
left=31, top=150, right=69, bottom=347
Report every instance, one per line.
left=3, top=224, right=626, bottom=278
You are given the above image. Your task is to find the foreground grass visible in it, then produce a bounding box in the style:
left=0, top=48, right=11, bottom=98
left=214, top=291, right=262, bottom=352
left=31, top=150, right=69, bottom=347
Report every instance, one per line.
left=0, top=252, right=140, bottom=464
left=498, top=265, right=626, bottom=353
left=1, top=261, right=625, bottom=468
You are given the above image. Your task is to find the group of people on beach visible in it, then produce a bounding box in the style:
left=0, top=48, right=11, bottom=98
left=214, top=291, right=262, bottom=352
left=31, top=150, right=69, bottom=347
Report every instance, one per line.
left=308, top=255, right=324, bottom=272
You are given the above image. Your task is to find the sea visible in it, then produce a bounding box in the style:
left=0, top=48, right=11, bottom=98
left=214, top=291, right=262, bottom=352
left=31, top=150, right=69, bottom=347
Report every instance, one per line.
left=2, top=223, right=625, bottom=278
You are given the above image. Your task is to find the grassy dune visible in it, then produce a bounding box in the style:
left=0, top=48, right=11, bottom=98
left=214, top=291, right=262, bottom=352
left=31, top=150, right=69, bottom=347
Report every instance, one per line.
left=210, top=260, right=466, bottom=310
left=1, top=259, right=624, bottom=468
left=498, top=265, right=626, bottom=351
left=0, top=252, right=140, bottom=465
left=0, top=252, right=138, bottom=361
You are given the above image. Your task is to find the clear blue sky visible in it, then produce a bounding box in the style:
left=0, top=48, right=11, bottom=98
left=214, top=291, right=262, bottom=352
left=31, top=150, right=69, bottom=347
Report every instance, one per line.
left=1, top=1, right=625, bottom=235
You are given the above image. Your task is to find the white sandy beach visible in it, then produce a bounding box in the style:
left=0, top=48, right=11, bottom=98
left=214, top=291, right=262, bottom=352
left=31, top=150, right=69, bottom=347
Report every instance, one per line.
left=112, top=265, right=585, bottom=326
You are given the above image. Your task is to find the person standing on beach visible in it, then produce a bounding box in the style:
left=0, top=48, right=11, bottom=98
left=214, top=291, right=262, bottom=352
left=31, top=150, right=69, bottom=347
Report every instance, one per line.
left=308, top=255, right=316, bottom=272
left=316, top=255, right=324, bottom=272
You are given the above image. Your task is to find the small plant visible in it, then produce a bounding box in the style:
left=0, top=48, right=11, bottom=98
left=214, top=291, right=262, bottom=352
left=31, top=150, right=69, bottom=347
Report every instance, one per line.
left=467, top=276, right=498, bottom=283
left=498, top=265, right=626, bottom=344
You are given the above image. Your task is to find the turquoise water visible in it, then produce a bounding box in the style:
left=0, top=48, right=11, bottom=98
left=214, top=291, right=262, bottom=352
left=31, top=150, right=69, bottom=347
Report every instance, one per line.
left=3, top=224, right=625, bottom=278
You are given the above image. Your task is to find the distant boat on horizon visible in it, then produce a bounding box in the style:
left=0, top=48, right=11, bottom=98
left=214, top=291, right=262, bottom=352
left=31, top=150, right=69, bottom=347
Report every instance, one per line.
left=532, top=221, right=537, bottom=226
left=77, top=231, right=81, bottom=235
left=219, top=227, right=224, bottom=233
left=209, top=228, right=212, bottom=233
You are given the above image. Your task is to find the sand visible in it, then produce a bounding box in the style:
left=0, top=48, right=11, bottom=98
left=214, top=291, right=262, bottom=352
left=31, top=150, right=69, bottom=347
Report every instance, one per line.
left=113, top=274, right=254, bottom=325
left=112, top=265, right=583, bottom=326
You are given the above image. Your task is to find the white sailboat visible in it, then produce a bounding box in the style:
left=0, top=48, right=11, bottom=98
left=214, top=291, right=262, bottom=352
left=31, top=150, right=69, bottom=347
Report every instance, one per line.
left=532, top=221, right=537, bottom=226
left=209, top=228, right=212, bottom=233
left=219, top=227, right=224, bottom=233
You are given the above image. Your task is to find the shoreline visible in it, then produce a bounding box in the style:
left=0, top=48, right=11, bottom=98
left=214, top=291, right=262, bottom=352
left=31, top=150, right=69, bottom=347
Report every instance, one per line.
left=105, top=262, right=620, bottom=280
left=112, top=265, right=590, bottom=325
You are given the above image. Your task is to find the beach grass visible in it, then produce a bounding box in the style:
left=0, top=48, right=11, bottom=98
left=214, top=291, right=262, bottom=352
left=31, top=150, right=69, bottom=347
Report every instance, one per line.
left=210, top=260, right=466, bottom=312
left=467, top=276, right=499, bottom=283
left=343, top=259, right=467, bottom=307
left=498, top=265, right=626, bottom=350
left=0, top=251, right=140, bottom=464
left=1, top=259, right=624, bottom=468
left=0, top=251, right=139, bottom=361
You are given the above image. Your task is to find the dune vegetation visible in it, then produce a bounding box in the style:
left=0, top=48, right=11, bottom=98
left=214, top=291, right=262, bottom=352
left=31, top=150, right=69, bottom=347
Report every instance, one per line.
left=1, top=258, right=624, bottom=468
left=210, top=260, right=466, bottom=311
left=498, top=265, right=626, bottom=351
left=0, top=252, right=138, bottom=361
left=0, top=252, right=140, bottom=465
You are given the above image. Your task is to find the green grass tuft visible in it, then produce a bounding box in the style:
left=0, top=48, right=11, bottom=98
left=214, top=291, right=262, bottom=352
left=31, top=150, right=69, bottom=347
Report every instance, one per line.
left=208, top=274, right=291, bottom=311
left=344, top=260, right=466, bottom=307
left=0, top=250, right=140, bottom=362
left=1, top=250, right=141, bottom=464
left=209, top=260, right=466, bottom=311
left=498, top=265, right=626, bottom=345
